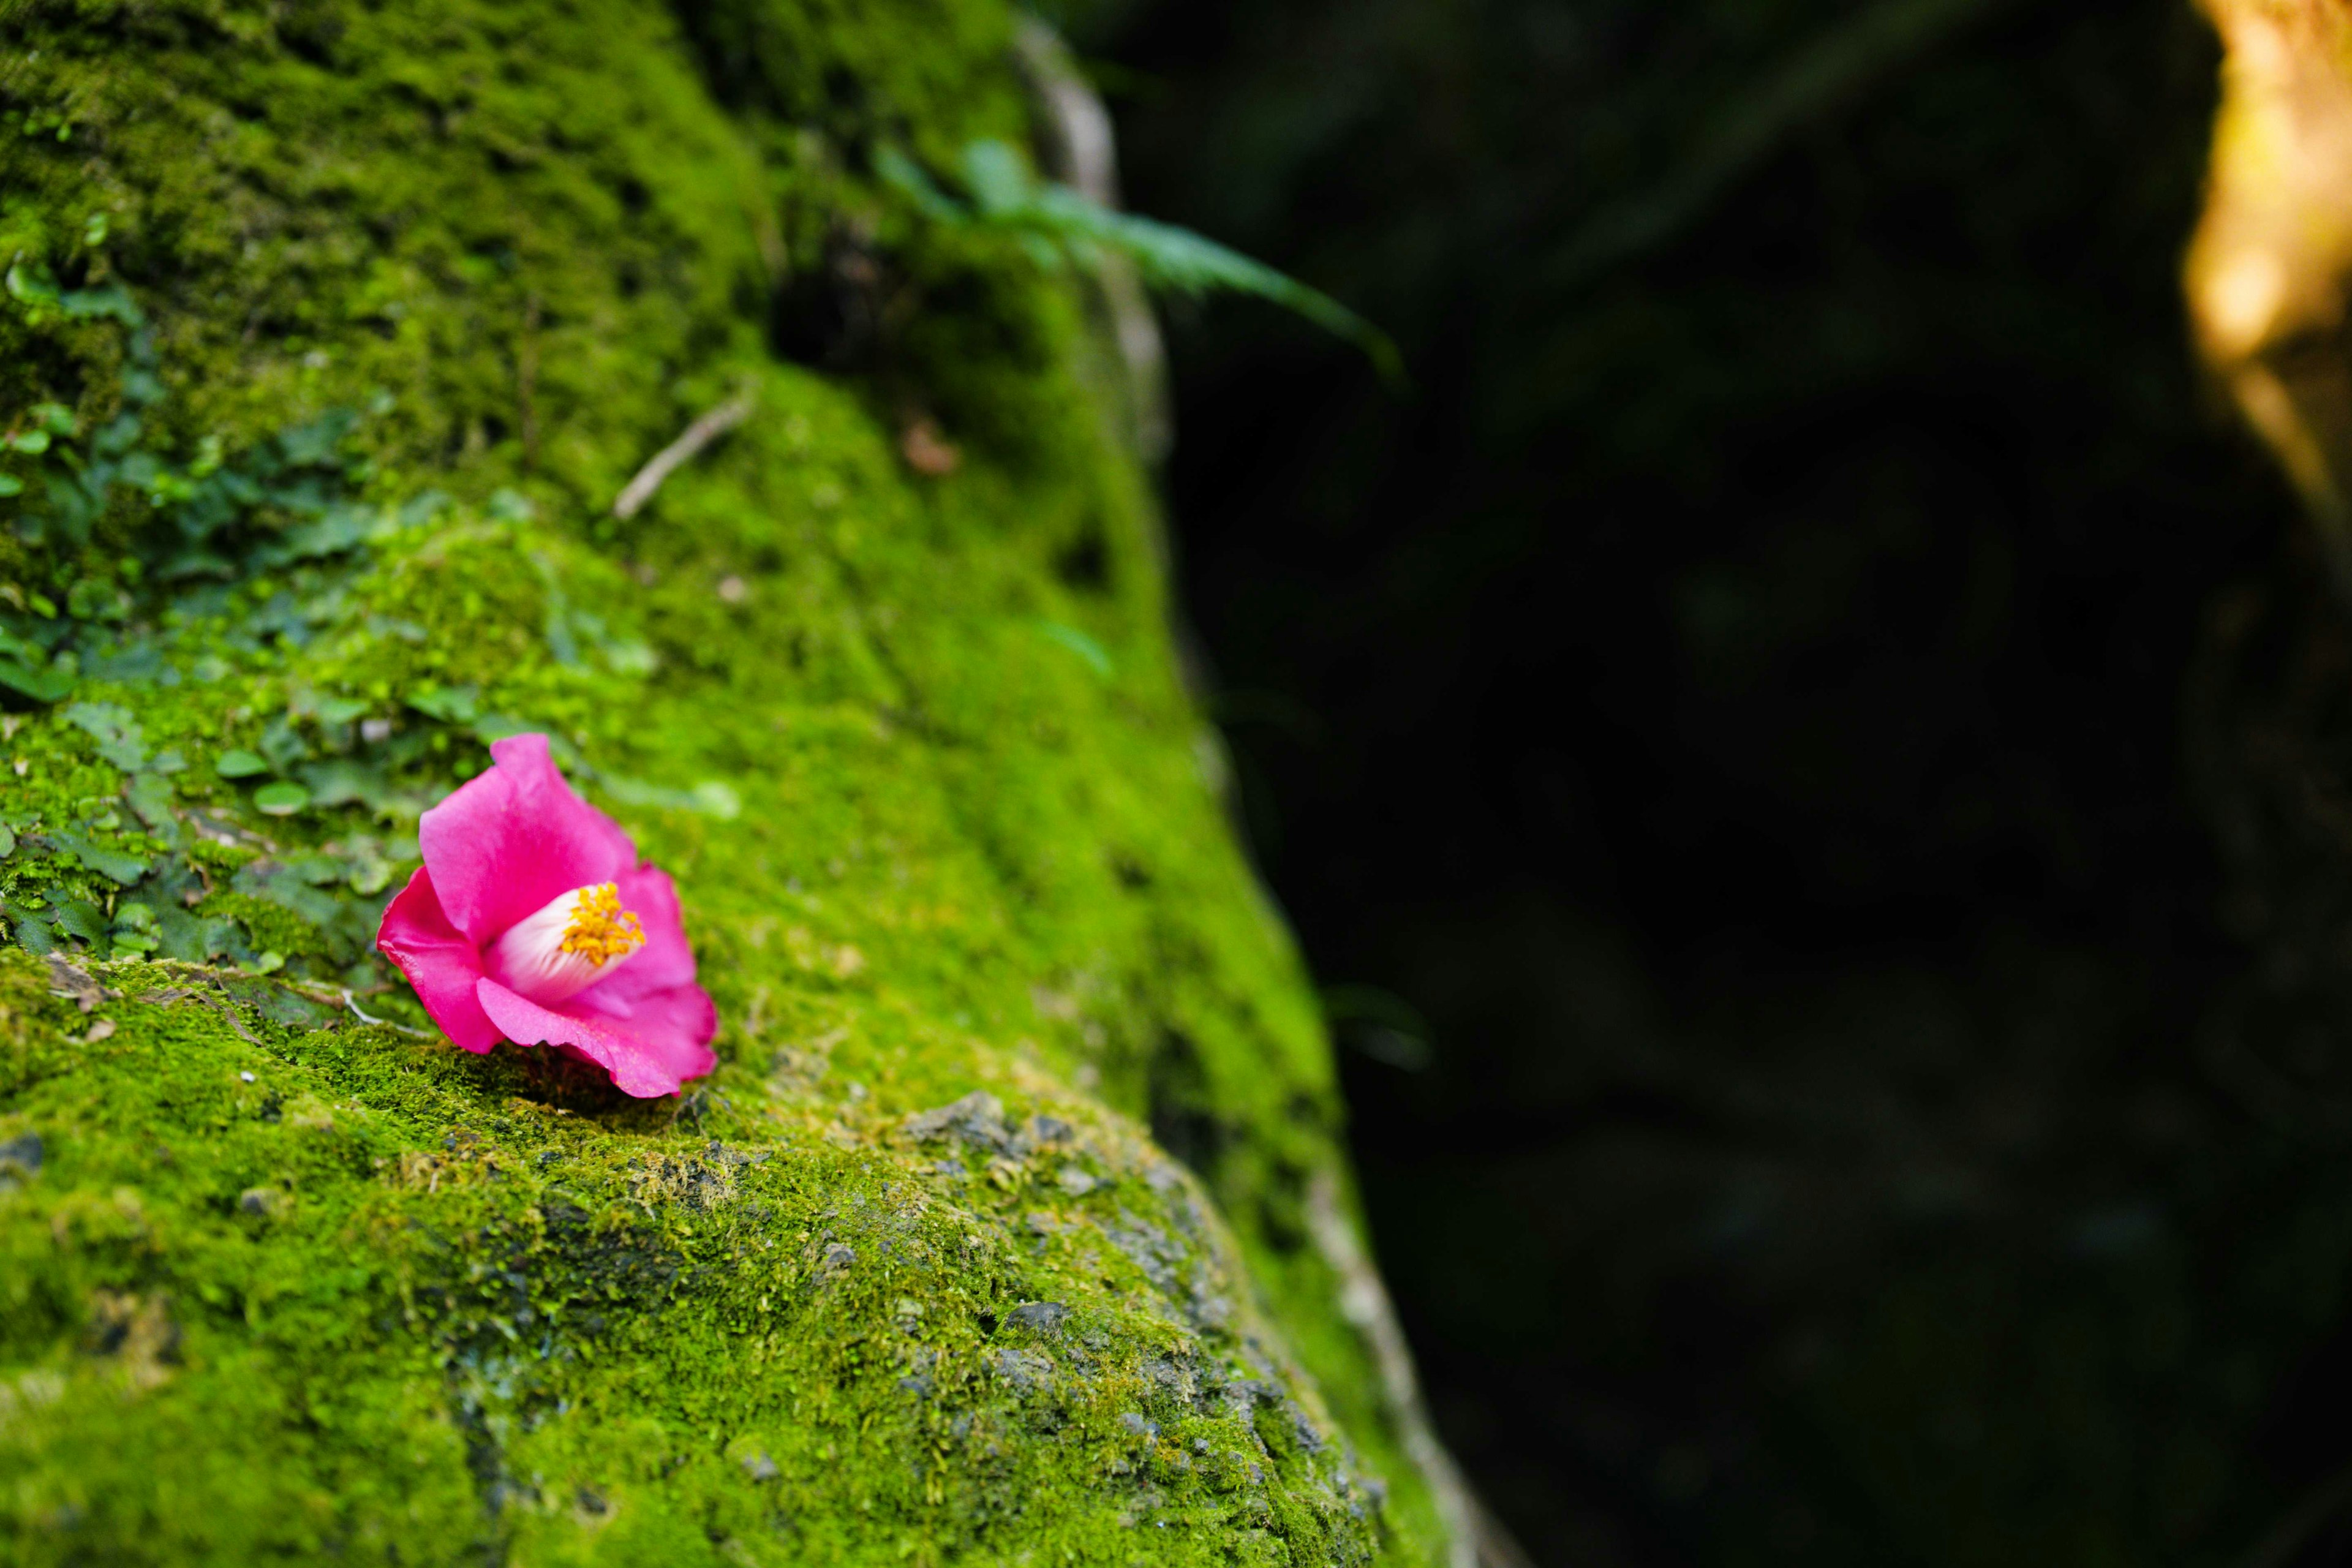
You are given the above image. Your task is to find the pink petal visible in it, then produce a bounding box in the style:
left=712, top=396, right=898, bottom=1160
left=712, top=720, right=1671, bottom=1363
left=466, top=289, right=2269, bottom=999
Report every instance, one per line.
left=418, top=734, right=637, bottom=946
left=375, top=867, right=500, bottom=1052
left=572, top=983, right=722, bottom=1093
left=476, top=977, right=718, bottom=1099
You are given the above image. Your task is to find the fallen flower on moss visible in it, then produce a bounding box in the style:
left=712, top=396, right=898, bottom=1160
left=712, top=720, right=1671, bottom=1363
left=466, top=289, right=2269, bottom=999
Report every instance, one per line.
left=375, top=733, right=717, bottom=1096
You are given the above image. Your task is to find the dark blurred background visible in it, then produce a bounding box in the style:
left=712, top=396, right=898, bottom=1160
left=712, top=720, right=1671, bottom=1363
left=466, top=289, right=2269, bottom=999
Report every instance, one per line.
left=1039, top=1, right=2352, bottom=1564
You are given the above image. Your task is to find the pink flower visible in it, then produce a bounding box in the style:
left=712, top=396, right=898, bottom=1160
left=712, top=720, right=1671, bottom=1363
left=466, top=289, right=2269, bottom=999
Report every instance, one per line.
left=375, top=734, right=718, bottom=1098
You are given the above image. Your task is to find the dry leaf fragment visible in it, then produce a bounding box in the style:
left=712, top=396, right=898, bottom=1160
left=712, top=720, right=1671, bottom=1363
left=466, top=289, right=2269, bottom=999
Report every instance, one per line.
left=45, top=955, right=109, bottom=1012
left=208, top=1000, right=262, bottom=1046
left=900, top=418, right=960, bottom=477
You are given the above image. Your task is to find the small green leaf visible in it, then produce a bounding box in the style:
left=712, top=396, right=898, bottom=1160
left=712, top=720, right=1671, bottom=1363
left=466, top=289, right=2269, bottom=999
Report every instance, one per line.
left=960, top=139, right=1036, bottom=217
left=407, top=684, right=480, bottom=724
left=4, top=260, right=61, bottom=309
left=119, top=368, right=167, bottom=407
left=690, top=782, right=743, bottom=821
left=7, top=429, right=49, bottom=454
left=0, top=657, right=73, bottom=703
left=473, top=712, right=534, bottom=743
left=888, top=138, right=1405, bottom=385
left=1038, top=620, right=1115, bottom=679
left=875, top=145, right=965, bottom=221
left=214, top=749, right=270, bottom=779
left=347, top=850, right=394, bottom=897
left=0, top=474, right=21, bottom=497
left=253, top=781, right=310, bottom=816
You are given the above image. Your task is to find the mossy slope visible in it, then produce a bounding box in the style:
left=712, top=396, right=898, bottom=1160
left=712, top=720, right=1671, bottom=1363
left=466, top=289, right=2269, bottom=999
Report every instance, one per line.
left=0, top=1, right=1443, bottom=1561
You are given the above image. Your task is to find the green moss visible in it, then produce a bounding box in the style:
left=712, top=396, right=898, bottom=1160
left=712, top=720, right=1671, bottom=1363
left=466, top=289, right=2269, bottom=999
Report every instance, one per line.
left=0, top=1, right=1447, bottom=1562
left=2, top=951, right=1391, bottom=1563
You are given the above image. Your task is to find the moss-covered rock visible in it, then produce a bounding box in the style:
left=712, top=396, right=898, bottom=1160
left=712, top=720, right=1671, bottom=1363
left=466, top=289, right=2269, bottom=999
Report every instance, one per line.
left=0, top=1, right=1446, bottom=1561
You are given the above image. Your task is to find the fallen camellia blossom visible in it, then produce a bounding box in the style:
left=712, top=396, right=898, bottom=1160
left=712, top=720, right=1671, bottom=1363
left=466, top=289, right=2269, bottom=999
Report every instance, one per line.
left=376, top=733, right=717, bottom=1097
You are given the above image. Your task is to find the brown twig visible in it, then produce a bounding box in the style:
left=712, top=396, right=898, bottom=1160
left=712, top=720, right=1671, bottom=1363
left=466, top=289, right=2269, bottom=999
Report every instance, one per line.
left=611, top=391, right=755, bottom=520
left=206, top=998, right=262, bottom=1046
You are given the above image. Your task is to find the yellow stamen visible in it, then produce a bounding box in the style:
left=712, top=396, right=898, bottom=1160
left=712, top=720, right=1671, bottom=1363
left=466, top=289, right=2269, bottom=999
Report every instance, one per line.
left=560, top=883, right=645, bottom=967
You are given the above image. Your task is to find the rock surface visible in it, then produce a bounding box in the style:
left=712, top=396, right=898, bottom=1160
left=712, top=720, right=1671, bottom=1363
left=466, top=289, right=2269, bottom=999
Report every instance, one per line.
left=0, top=1, right=1445, bottom=1561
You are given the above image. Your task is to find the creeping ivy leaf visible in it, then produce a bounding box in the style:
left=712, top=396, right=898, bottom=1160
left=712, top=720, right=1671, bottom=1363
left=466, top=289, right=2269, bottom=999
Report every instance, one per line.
left=214, top=748, right=270, bottom=779
left=51, top=831, right=149, bottom=887
left=126, top=772, right=178, bottom=834
left=92, top=413, right=142, bottom=457
left=51, top=899, right=111, bottom=946
left=251, top=502, right=377, bottom=568
left=286, top=851, right=344, bottom=886
left=62, top=701, right=146, bottom=770
left=151, top=907, right=219, bottom=962
left=275, top=410, right=358, bottom=467
left=257, top=714, right=312, bottom=771
left=3, top=903, right=56, bottom=953
left=58, top=282, right=146, bottom=328
left=300, top=759, right=380, bottom=808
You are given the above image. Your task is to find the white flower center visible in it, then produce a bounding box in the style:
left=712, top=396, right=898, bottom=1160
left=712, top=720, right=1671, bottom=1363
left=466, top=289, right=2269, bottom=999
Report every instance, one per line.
left=489, top=882, right=646, bottom=1004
